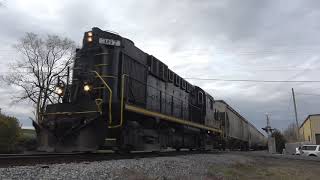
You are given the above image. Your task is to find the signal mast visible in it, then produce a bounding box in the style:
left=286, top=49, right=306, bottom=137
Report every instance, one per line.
left=262, top=113, right=276, bottom=153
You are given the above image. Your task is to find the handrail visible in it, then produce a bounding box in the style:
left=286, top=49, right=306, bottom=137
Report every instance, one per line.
left=42, top=111, right=99, bottom=116
left=109, top=74, right=128, bottom=128
left=125, top=104, right=222, bottom=133
left=94, top=64, right=109, bottom=67
left=92, top=71, right=113, bottom=125
left=95, top=75, right=117, bottom=79
left=95, top=98, right=103, bottom=115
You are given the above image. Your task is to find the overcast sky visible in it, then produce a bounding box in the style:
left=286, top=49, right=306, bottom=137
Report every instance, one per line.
left=1, top=0, right=320, bottom=132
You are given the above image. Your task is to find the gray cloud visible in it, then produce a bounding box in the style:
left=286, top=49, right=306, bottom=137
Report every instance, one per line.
left=0, top=0, right=320, bottom=131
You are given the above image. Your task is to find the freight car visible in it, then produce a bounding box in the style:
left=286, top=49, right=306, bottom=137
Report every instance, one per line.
left=249, top=123, right=267, bottom=150
left=33, top=27, right=265, bottom=152
left=214, top=100, right=266, bottom=150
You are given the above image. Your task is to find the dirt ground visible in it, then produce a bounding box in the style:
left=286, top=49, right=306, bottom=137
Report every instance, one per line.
left=122, top=152, right=320, bottom=180
left=206, top=153, right=320, bottom=180
left=102, top=152, right=320, bottom=180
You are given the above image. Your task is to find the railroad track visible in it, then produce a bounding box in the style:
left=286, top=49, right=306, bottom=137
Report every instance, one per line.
left=0, top=152, right=93, bottom=168
left=0, top=150, right=221, bottom=168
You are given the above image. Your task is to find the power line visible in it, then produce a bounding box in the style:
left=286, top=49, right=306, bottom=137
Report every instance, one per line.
left=249, top=68, right=318, bottom=72
left=295, top=93, right=320, bottom=97
left=184, top=78, right=320, bottom=83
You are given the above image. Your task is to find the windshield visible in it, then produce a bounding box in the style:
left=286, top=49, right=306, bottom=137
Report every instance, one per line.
left=302, top=146, right=317, bottom=151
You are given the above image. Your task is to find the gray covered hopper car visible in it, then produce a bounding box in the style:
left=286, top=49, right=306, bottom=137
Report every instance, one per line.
left=213, top=100, right=266, bottom=150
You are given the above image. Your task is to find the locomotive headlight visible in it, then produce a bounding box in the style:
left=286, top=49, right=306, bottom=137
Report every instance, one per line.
left=55, top=86, right=64, bottom=95
left=87, top=31, right=93, bottom=37
left=83, top=84, right=91, bottom=92
left=87, top=37, right=93, bottom=42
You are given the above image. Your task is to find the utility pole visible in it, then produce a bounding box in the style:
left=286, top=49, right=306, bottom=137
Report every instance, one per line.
left=266, top=114, right=270, bottom=129
left=292, top=88, right=299, bottom=141
left=262, top=113, right=276, bottom=153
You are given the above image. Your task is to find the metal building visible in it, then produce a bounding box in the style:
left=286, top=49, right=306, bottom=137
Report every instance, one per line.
left=299, top=114, right=320, bottom=144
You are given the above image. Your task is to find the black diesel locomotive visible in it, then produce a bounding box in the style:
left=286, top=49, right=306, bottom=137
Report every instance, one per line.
left=34, top=27, right=265, bottom=152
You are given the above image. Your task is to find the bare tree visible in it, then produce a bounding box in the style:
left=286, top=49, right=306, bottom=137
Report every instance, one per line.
left=4, top=33, right=75, bottom=123
left=283, top=123, right=299, bottom=142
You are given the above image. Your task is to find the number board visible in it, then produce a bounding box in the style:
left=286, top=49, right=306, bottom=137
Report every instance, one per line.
left=98, top=38, right=121, bottom=46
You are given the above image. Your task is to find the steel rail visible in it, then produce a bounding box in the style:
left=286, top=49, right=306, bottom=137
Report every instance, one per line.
left=0, top=150, right=220, bottom=168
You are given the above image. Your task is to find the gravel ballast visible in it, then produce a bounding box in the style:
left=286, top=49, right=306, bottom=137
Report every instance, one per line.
left=1, top=152, right=319, bottom=179
left=0, top=153, right=250, bottom=179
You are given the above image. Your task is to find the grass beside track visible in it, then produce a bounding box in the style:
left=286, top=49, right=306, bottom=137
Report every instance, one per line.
left=207, top=155, right=320, bottom=179
left=21, top=129, right=36, bottom=138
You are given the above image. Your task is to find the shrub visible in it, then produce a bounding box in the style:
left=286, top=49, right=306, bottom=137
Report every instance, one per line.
left=272, top=130, right=286, bottom=153
left=0, top=113, right=21, bottom=153
left=17, top=129, right=37, bottom=151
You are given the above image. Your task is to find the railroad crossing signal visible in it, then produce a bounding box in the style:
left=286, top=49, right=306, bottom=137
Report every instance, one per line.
left=262, top=114, right=275, bottom=135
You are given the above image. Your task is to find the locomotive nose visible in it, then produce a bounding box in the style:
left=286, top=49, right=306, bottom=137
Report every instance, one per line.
left=34, top=103, right=107, bottom=152
left=34, top=116, right=106, bottom=152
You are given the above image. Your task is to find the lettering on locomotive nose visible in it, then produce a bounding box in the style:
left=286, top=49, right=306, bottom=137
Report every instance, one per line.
left=99, top=38, right=121, bottom=46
